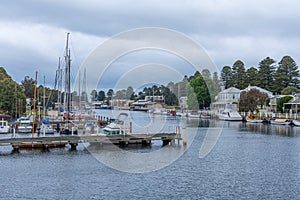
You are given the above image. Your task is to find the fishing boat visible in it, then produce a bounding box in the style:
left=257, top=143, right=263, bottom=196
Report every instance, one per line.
left=270, top=118, right=291, bottom=125
left=0, top=118, right=10, bottom=133
left=245, top=115, right=263, bottom=123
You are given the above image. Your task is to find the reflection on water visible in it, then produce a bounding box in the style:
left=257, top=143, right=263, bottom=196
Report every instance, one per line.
left=241, top=122, right=300, bottom=137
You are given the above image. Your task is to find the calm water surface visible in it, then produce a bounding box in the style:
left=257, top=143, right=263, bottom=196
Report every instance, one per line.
left=1, top=110, right=300, bottom=199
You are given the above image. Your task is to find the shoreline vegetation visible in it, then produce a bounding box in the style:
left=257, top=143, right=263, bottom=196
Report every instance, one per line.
left=1, top=55, right=299, bottom=118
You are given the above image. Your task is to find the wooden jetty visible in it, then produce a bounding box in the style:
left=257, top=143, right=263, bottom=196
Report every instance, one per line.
left=0, top=133, right=181, bottom=152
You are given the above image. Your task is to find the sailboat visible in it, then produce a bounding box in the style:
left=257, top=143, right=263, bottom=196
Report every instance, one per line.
left=60, top=33, right=78, bottom=135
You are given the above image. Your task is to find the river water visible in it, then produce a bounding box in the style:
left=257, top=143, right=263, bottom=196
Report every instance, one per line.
left=1, top=110, right=300, bottom=199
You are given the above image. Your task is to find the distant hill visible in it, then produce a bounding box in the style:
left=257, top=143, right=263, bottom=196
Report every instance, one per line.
left=0, top=67, right=26, bottom=117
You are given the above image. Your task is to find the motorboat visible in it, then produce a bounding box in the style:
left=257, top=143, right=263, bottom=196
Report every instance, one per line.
left=40, top=120, right=55, bottom=134
left=200, top=113, right=211, bottom=119
left=17, top=117, right=33, bottom=133
left=292, top=119, right=300, bottom=126
left=0, top=118, right=10, bottom=133
left=85, top=121, right=98, bottom=134
left=270, top=118, right=291, bottom=125
left=102, top=113, right=129, bottom=135
left=218, top=109, right=243, bottom=121
left=187, top=111, right=200, bottom=118
left=245, top=115, right=263, bottom=123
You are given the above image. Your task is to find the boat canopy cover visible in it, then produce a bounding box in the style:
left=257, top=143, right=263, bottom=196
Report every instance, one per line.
left=43, top=119, right=50, bottom=124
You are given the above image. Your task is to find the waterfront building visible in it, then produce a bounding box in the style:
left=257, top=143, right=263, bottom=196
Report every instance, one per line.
left=211, top=87, right=240, bottom=112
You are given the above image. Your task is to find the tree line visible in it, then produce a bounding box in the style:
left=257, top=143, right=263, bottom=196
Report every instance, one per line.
left=1, top=55, right=299, bottom=117
left=221, top=55, right=300, bottom=94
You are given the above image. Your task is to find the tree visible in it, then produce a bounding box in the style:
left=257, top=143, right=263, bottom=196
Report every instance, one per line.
left=107, top=89, right=114, bottom=100
left=245, top=67, right=259, bottom=86
left=221, top=66, right=232, bottom=89
left=274, top=56, right=300, bottom=93
left=159, top=85, right=177, bottom=106
left=90, top=89, right=97, bottom=101
left=97, top=90, right=105, bottom=101
left=277, top=96, right=293, bottom=113
left=239, top=89, right=269, bottom=112
left=115, top=89, right=126, bottom=99
left=186, top=83, right=199, bottom=110
left=125, top=86, right=134, bottom=100
left=281, top=86, right=299, bottom=95
left=257, top=57, right=276, bottom=91
left=189, top=75, right=210, bottom=109
left=201, top=69, right=211, bottom=78
left=21, top=76, right=35, bottom=98
left=231, top=60, right=246, bottom=89
left=0, top=67, right=26, bottom=117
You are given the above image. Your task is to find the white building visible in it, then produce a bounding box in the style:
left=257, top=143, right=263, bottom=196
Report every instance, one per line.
left=241, top=85, right=273, bottom=98
left=179, top=96, right=188, bottom=110
left=212, top=87, right=241, bottom=111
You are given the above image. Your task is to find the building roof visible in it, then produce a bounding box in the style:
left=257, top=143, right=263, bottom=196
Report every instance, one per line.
left=219, top=87, right=240, bottom=94
left=241, top=85, right=273, bottom=98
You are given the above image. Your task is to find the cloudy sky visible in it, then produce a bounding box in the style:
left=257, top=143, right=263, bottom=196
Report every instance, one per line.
left=0, top=0, right=299, bottom=92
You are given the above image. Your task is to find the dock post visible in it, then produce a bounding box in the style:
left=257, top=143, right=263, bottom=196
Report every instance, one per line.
left=162, top=139, right=170, bottom=146
left=182, top=127, right=187, bottom=146
left=70, top=143, right=77, bottom=151
left=12, top=145, right=20, bottom=153
left=12, top=127, right=16, bottom=138
left=130, top=122, right=132, bottom=133
left=42, top=144, right=50, bottom=152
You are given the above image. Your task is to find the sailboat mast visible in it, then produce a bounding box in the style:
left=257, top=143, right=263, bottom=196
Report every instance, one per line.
left=57, top=57, right=62, bottom=113
left=78, top=70, right=81, bottom=111
left=43, top=76, right=46, bottom=120
left=64, top=33, right=70, bottom=114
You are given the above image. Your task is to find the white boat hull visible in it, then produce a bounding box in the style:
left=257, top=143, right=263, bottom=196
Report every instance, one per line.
left=293, top=120, right=300, bottom=126
left=270, top=121, right=291, bottom=125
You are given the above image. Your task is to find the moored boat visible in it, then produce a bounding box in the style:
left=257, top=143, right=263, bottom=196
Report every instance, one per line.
left=0, top=118, right=10, bottom=133
left=270, top=118, right=291, bottom=125
left=40, top=120, right=55, bottom=134
left=200, top=113, right=211, bottom=119
left=245, top=115, right=263, bottom=123
left=17, top=117, right=33, bottom=133
left=292, top=119, right=300, bottom=126
left=218, top=110, right=243, bottom=121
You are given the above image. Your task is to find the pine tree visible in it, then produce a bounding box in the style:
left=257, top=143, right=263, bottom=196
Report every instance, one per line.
left=274, top=56, right=299, bottom=93
left=257, top=57, right=276, bottom=92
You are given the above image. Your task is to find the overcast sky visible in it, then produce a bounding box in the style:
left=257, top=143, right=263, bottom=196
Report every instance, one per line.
left=1, top=0, right=300, bottom=92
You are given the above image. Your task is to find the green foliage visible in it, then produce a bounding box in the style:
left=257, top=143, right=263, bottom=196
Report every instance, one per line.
left=277, top=96, right=293, bottom=113
left=281, top=86, right=299, bottom=95
left=188, top=75, right=211, bottom=109
left=21, top=76, right=35, bottom=98
left=221, top=66, right=232, bottom=89
left=274, top=56, right=299, bottom=93
left=186, top=83, right=198, bottom=110
left=257, top=57, right=276, bottom=91
left=221, top=55, right=300, bottom=94
left=97, top=90, right=105, bottom=101
left=0, top=67, right=26, bottom=117
left=245, top=67, right=259, bottom=86
left=231, top=60, right=247, bottom=89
